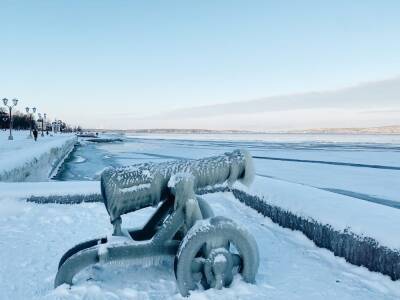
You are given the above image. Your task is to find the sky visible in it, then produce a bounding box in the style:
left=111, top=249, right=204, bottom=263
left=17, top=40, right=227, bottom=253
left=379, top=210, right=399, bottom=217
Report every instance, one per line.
left=0, top=0, right=399, bottom=130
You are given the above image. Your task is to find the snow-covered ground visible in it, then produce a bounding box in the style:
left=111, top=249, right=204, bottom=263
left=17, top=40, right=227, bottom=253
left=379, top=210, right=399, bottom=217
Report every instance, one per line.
left=1, top=133, right=400, bottom=299
left=0, top=131, right=76, bottom=181
left=1, top=190, right=400, bottom=300
left=0, top=181, right=99, bottom=199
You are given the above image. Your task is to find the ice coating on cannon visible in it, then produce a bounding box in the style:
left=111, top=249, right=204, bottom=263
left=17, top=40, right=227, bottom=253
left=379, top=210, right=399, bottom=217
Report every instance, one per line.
left=100, top=149, right=254, bottom=224
left=55, top=149, right=259, bottom=295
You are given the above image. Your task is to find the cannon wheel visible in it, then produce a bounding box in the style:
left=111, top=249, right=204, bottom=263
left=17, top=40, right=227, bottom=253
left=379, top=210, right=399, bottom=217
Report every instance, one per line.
left=174, top=216, right=259, bottom=296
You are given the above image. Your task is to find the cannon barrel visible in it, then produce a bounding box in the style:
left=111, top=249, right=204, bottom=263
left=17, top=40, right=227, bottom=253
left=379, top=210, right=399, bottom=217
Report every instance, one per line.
left=101, top=149, right=254, bottom=222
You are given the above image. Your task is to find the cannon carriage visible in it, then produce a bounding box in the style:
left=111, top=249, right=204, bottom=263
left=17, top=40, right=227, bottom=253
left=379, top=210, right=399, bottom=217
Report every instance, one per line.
left=55, top=150, right=259, bottom=296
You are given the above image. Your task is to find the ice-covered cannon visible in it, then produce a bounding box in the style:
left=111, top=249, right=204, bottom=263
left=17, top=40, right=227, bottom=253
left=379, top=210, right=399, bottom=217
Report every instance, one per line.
left=55, top=150, right=259, bottom=296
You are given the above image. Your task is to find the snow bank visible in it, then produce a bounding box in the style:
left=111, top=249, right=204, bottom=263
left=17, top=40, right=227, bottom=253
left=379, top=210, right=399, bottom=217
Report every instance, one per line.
left=231, top=176, right=400, bottom=280
left=0, top=132, right=77, bottom=182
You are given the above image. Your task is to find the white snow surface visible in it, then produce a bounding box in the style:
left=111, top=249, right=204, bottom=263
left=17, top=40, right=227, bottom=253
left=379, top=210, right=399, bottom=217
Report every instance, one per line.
left=236, top=176, right=400, bottom=250
left=0, top=181, right=99, bottom=200
left=1, top=192, right=400, bottom=299
left=0, top=131, right=76, bottom=181
left=2, top=133, right=400, bottom=299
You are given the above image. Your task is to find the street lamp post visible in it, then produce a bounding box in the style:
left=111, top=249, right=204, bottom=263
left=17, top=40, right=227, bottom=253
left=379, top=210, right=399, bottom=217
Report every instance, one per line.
left=2, top=98, right=18, bottom=140
left=43, top=113, right=47, bottom=136
left=38, top=113, right=47, bottom=137
left=25, top=107, right=36, bottom=138
left=52, top=119, right=61, bottom=134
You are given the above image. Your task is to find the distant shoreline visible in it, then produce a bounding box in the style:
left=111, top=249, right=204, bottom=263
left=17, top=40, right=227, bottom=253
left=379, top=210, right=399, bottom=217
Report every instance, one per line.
left=85, top=125, right=400, bottom=135
left=288, top=125, right=400, bottom=135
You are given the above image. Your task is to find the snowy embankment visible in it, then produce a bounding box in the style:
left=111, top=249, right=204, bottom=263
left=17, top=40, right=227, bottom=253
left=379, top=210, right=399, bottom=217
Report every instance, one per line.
left=231, top=176, right=400, bottom=280
left=5, top=175, right=399, bottom=281
left=0, top=131, right=77, bottom=182
left=1, top=189, right=400, bottom=299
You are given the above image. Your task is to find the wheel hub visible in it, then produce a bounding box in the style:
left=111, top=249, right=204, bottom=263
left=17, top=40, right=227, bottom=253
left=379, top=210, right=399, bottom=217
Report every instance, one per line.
left=204, top=248, right=234, bottom=289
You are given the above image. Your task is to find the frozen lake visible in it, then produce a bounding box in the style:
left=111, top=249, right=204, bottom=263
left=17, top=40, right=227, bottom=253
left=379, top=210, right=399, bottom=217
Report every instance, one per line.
left=56, top=133, right=400, bottom=209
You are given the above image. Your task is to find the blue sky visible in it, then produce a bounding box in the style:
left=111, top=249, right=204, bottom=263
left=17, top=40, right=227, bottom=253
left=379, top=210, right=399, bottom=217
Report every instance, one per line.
left=0, top=1, right=399, bottom=129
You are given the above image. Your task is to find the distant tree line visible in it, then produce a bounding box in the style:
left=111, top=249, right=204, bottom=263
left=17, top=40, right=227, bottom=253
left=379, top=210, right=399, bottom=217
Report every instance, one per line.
left=0, top=108, right=82, bottom=132
left=0, top=108, right=33, bottom=130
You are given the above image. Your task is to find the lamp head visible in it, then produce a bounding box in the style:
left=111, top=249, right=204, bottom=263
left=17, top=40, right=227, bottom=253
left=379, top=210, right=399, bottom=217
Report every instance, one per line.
left=32, top=107, right=36, bottom=113
left=25, top=107, right=29, bottom=113
left=12, top=98, right=18, bottom=106
left=2, top=98, right=8, bottom=106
